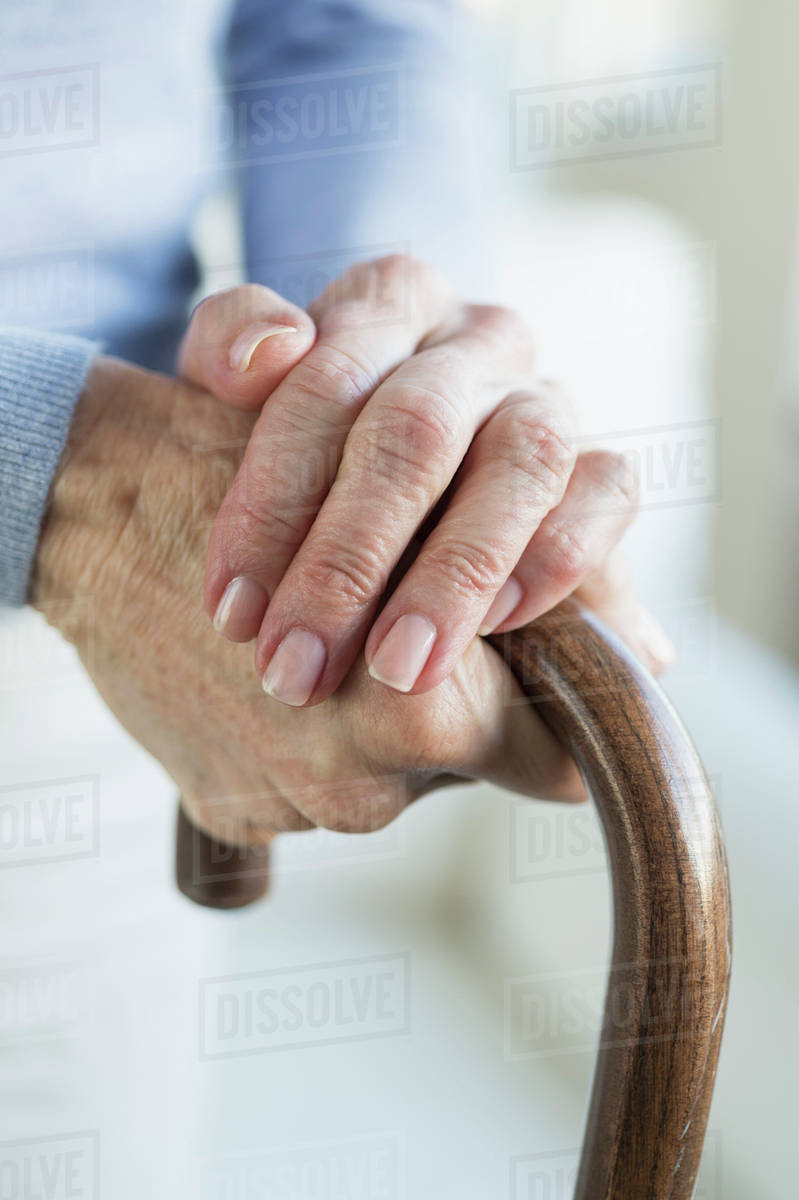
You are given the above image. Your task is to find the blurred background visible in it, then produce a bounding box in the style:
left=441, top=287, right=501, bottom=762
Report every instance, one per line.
left=1, top=0, right=798, bottom=1197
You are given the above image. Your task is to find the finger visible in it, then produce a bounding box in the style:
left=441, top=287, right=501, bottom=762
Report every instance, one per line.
left=482, top=448, right=639, bottom=631
left=350, top=635, right=586, bottom=805
left=205, top=255, right=461, bottom=642
left=362, top=388, right=576, bottom=694
left=177, top=284, right=317, bottom=411
left=480, top=449, right=675, bottom=676
left=253, top=305, right=538, bottom=705
left=574, top=550, right=675, bottom=676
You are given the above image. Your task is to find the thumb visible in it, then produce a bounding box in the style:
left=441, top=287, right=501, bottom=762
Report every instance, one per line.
left=177, top=284, right=317, bottom=410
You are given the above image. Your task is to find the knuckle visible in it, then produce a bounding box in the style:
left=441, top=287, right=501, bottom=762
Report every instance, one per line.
left=496, top=407, right=576, bottom=500
left=584, top=449, right=639, bottom=510
left=381, top=385, right=463, bottom=465
left=300, top=541, right=385, bottom=611
left=312, top=252, right=453, bottom=333
left=290, top=343, right=376, bottom=415
left=374, top=252, right=430, bottom=291
left=414, top=343, right=466, bottom=381
left=540, top=525, right=588, bottom=586
left=528, top=421, right=576, bottom=485
left=327, top=253, right=433, bottom=317
left=232, top=487, right=302, bottom=554
left=466, top=304, right=536, bottom=372
left=427, top=538, right=504, bottom=599
left=318, top=297, right=385, bottom=334
left=368, top=253, right=452, bottom=316
left=470, top=303, right=534, bottom=349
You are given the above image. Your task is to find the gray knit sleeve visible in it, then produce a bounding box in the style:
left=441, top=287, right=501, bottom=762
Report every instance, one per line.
left=0, top=328, right=99, bottom=606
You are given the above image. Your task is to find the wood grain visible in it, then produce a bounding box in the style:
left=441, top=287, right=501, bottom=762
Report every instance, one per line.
left=487, top=598, right=731, bottom=1198
left=176, top=597, right=731, bottom=1198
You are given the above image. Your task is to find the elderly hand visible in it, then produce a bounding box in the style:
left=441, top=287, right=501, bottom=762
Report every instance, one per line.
left=178, top=255, right=672, bottom=710
left=31, top=354, right=585, bottom=848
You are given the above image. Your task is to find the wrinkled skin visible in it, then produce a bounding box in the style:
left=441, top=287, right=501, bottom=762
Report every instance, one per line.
left=32, top=356, right=583, bottom=849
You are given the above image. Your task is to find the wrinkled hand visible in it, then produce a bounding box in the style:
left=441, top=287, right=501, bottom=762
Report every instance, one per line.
left=32, top=355, right=584, bottom=848
left=179, top=255, right=672, bottom=710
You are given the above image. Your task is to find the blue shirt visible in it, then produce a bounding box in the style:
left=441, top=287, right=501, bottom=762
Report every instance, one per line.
left=0, top=0, right=480, bottom=604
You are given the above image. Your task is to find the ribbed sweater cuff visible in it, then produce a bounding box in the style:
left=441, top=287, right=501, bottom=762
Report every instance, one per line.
left=0, top=328, right=99, bottom=607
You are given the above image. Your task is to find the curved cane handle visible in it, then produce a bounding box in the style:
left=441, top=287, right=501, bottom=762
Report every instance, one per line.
left=491, top=597, right=731, bottom=1198
left=175, top=597, right=731, bottom=1198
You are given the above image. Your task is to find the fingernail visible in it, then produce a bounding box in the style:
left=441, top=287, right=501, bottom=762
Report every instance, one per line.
left=229, top=322, right=299, bottom=373
left=635, top=606, right=676, bottom=670
left=213, top=576, right=268, bottom=640
left=262, top=628, right=326, bottom=706
left=478, top=575, right=523, bottom=635
left=368, top=614, right=437, bottom=693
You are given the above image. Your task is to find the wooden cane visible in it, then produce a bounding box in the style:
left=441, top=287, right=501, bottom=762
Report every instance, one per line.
left=175, top=597, right=731, bottom=1199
